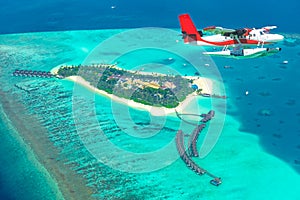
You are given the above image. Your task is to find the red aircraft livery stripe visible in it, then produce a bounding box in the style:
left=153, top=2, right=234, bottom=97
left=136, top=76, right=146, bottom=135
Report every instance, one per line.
left=179, top=13, right=271, bottom=46
left=198, top=38, right=267, bottom=46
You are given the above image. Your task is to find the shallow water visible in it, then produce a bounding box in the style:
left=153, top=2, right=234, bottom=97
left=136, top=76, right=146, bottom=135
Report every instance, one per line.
left=0, top=29, right=300, bottom=200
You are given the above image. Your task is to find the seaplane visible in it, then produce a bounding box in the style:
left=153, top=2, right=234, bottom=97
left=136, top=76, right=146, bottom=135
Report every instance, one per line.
left=178, top=14, right=284, bottom=58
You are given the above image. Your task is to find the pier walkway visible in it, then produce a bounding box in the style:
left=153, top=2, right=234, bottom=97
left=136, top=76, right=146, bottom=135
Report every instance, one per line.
left=187, top=124, right=206, bottom=157
left=175, top=110, right=198, bottom=126
left=176, top=110, right=215, bottom=125
left=176, top=130, right=206, bottom=175
left=12, top=69, right=56, bottom=78
left=175, top=110, right=222, bottom=186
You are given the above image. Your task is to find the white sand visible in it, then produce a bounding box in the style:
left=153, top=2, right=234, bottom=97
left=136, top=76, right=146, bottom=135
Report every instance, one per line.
left=65, top=75, right=214, bottom=116
left=50, top=64, right=64, bottom=75
left=185, top=76, right=213, bottom=94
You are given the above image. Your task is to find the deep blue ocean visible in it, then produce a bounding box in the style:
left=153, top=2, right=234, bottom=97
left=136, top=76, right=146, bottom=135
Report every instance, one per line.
left=1, top=0, right=300, bottom=34
left=1, top=1, right=300, bottom=199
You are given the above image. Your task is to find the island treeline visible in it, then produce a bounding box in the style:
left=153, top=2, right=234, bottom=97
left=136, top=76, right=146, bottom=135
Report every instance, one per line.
left=57, top=64, right=195, bottom=108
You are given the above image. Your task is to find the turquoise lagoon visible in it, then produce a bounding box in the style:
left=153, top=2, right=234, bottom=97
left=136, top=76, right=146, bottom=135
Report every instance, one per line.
left=0, top=29, right=300, bottom=199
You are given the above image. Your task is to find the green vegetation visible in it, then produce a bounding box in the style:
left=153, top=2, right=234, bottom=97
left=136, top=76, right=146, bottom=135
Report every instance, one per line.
left=131, top=87, right=179, bottom=108
left=196, top=88, right=203, bottom=95
left=57, top=64, right=194, bottom=108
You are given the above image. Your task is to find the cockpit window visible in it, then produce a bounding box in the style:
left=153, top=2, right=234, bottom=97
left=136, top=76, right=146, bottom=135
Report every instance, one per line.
left=260, top=31, right=264, bottom=35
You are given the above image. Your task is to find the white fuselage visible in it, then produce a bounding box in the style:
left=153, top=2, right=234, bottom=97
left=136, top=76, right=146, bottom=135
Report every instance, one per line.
left=196, top=29, right=284, bottom=46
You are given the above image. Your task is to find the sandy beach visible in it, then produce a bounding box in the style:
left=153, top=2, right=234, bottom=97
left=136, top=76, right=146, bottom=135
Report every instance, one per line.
left=65, top=74, right=214, bottom=116
left=51, top=64, right=65, bottom=75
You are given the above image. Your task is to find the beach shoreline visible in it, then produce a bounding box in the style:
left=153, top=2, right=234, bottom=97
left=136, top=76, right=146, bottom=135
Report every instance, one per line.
left=65, top=75, right=213, bottom=116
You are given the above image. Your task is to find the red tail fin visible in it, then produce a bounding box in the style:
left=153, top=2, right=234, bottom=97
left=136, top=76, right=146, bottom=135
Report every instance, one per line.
left=178, top=14, right=202, bottom=43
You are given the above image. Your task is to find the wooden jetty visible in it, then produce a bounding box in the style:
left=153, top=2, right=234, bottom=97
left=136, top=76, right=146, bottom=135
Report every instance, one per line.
left=175, top=110, right=199, bottom=126
left=176, top=130, right=206, bottom=175
left=188, top=124, right=206, bottom=157
left=176, top=110, right=215, bottom=125
left=175, top=110, right=222, bottom=186
left=200, top=110, right=215, bottom=123
left=12, top=69, right=55, bottom=78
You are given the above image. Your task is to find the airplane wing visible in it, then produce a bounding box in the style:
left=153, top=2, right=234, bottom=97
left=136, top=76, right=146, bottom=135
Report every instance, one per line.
left=203, top=26, right=236, bottom=35
left=262, top=26, right=277, bottom=33
left=215, top=26, right=236, bottom=33
left=262, top=26, right=277, bottom=30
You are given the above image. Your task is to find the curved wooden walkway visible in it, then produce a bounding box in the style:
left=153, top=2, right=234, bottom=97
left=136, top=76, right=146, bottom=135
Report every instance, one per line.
left=175, top=110, right=221, bottom=185
left=188, top=124, right=206, bottom=157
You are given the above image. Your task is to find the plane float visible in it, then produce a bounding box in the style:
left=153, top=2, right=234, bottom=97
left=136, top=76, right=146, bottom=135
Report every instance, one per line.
left=178, top=14, right=284, bottom=58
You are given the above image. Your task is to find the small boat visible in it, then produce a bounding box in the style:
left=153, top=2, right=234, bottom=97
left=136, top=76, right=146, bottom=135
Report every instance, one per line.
left=210, top=178, right=222, bottom=186
left=201, top=93, right=211, bottom=97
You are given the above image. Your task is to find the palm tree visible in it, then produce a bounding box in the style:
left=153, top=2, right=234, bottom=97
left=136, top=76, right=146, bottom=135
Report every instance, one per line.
left=196, top=89, right=203, bottom=95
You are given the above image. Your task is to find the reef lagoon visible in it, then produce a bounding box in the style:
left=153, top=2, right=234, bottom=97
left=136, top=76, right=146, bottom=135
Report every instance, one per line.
left=0, top=28, right=300, bottom=199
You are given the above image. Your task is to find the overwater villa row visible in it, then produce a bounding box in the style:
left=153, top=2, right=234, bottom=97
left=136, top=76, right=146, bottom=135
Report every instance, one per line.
left=188, top=124, right=206, bottom=157
left=12, top=69, right=55, bottom=78
left=175, top=110, right=222, bottom=186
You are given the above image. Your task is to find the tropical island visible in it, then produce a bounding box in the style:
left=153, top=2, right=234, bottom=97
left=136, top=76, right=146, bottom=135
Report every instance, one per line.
left=52, top=64, right=214, bottom=115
